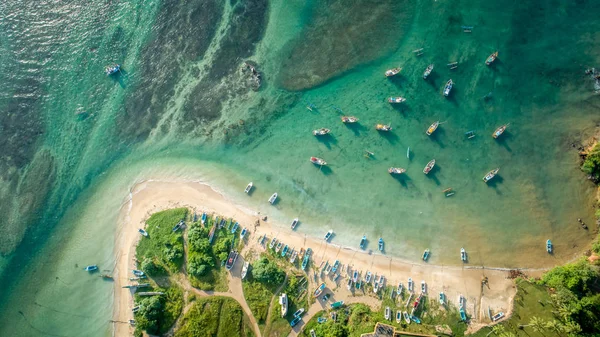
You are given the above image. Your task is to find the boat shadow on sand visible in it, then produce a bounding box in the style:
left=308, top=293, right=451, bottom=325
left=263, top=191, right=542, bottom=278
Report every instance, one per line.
left=428, top=128, right=446, bottom=149
left=390, top=173, right=412, bottom=188
left=378, top=130, right=399, bottom=145
left=424, top=72, right=441, bottom=88
left=485, top=174, right=505, bottom=190
left=425, top=167, right=442, bottom=186
left=110, top=68, right=128, bottom=89
left=390, top=103, right=411, bottom=117
left=494, top=132, right=513, bottom=152
left=315, top=165, right=333, bottom=175
left=387, top=75, right=407, bottom=88
left=315, top=134, right=338, bottom=149
left=344, top=122, right=368, bottom=136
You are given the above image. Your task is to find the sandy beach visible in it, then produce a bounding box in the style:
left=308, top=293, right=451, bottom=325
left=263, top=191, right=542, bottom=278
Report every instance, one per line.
left=112, top=178, right=529, bottom=336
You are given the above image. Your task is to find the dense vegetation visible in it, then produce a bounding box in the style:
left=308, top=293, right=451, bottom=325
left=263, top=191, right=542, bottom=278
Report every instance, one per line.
left=136, top=208, right=187, bottom=274
left=175, top=296, right=253, bottom=337
left=582, top=143, right=600, bottom=183
left=134, top=286, right=184, bottom=336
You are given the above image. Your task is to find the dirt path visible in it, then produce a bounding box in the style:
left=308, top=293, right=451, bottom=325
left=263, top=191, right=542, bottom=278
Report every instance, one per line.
left=262, top=274, right=290, bottom=335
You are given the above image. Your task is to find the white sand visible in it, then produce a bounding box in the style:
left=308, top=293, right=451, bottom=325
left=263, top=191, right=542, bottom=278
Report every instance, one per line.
left=113, top=179, right=523, bottom=336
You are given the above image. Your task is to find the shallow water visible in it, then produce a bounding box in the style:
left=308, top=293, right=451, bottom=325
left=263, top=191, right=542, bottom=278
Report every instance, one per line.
left=1, top=0, right=600, bottom=335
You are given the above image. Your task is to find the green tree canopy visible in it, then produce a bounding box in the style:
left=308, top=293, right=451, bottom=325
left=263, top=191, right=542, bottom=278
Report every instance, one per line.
left=251, top=257, right=285, bottom=285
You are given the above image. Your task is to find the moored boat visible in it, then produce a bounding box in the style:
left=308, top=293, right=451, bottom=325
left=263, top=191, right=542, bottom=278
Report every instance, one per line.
left=410, top=315, right=421, bottom=324
left=281, top=245, right=289, bottom=257
left=231, top=222, right=239, bottom=234
left=301, top=249, right=311, bottom=270
left=313, top=128, right=331, bottom=136
left=293, top=308, right=305, bottom=318
left=341, top=116, right=358, bottom=123
left=492, top=312, right=505, bottom=322
left=388, top=167, right=406, bottom=175
left=408, top=277, right=413, bottom=292
left=172, top=220, right=184, bottom=232
left=84, top=265, right=98, bottom=272
left=310, top=157, right=327, bottom=166
left=138, top=228, right=148, bottom=237
left=352, top=270, right=359, bottom=283
left=324, top=230, right=333, bottom=242
left=290, top=249, right=298, bottom=263
left=310, top=329, right=317, bottom=337
left=387, top=97, right=406, bottom=104
left=403, top=311, right=411, bottom=324
left=201, top=212, right=207, bottom=224
left=359, top=235, right=367, bottom=249
left=244, top=182, right=253, bottom=193
left=225, top=251, right=238, bottom=270
left=279, top=294, right=288, bottom=317
left=132, top=269, right=145, bottom=276
left=439, top=292, right=445, bottom=305
left=443, top=79, right=453, bottom=96
left=426, top=121, right=439, bottom=135
left=385, top=307, right=391, bottom=320
left=105, top=64, right=121, bottom=76
left=397, top=282, right=403, bottom=295
left=422, top=249, right=430, bottom=261
left=486, top=51, right=499, bottom=66
left=365, top=271, right=372, bottom=283
left=241, top=262, right=249, bottom=279
left=423, top=64, right=434, bottom=79
left=483, top=168, right=499, bottom=183
left=492, top=124, right=508, bottom=138
left=423, top=159, right=436, bottom=174
left=331, top=260, right=340, bottom=273
left=268, top=193, right=278, bottom=204
left=275, top=242, right=283, bottom=253
left=330, top=300, right=344, bottom=309
left=269, top=237, right=278, bottom=249
left=385, top=67, right=402, bottom=77
left=291, top=218, right=299, bottom=230
left=313, top=283, right=326, bottom=297
left=347, top=278, right=353, bottom=290
left=461, top=247, right=467, bottom=262
left=375, top=123, right=392, bottom=131
left=378, top=238, right=384, bottom=251
left=546, top=239, right=553, bottom=253
left=240, top=227, right=247, bottom=239
left=460, top=307, right=467, bottom=321
left=100, top=274, right=113, bottom=279
left=421, top=280, right=427, bottom=293
left=396, top=310, right=402, bottom=323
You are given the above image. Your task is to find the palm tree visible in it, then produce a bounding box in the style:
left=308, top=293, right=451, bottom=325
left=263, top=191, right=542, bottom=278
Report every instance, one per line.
left=529, top=316, right=547, bottom=333
left=545, top=320, right=565, bottom=336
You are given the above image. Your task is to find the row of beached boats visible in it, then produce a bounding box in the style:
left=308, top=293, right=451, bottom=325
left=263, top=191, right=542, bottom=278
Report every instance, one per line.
left=267, top=236, right=313, bottom=270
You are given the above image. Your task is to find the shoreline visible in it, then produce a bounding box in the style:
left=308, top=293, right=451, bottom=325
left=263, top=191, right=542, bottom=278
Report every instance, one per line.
left=112, top=178, right=534, bottom=336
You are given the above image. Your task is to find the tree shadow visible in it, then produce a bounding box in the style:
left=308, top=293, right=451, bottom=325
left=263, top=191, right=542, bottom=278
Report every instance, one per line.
left=378, top=130, right=399, bottom=145
left=316, top=134, right=338, bottom=149
left=494, top=131, right=513, bottom=152
left=344, top=122, right=367, bottom=136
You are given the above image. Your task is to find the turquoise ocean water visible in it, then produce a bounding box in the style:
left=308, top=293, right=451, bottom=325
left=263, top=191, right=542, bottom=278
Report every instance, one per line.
left=0, top=0, right=599, bottom=335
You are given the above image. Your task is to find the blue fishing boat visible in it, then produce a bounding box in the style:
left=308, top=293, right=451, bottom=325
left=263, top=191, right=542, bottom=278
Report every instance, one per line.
left=324, top=230, right=333, bottom=242
left=378, top=238, right=384, bottom=251
left=352, top=270, right=359, bottom=283
left=84, top=265, right=98, bottom=272
left=138, top=228, right=148, bottom=237
left=301, top=248, right=311, bottom=270
left=269, top=237, right=278, bottom=249
left=546, top=239, right=552, bottom=253
left=460, top=308, right=467, bottom=321
left=331, top=260, right=340, bottom=273
left=289, top=316, right=302, bottom=327
left=201, top=212, right=207, bottom=224
left=439, top=292, right=445, bottom=305
left=317, top=317, right=327, bottom=324
left=410, top=315, right=421, bottom=324
left=172, top=220, right=184, bottom=232
left=281, top=245, right=289, bottom=257
left=359, top=235, right=367, bottom=249
left=365, top=271, right=372, bottom=283
left=231, top=222, right=239, bottom=234
left=422, top=249, right=430, bottom=261
left=313, top=283, right=326, bottom=297
left=240, top=227, right=247, bottom=239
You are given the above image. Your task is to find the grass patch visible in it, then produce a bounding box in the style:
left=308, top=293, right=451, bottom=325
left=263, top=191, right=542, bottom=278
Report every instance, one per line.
left=133, top=285, right=184, bottom=336
left=136, top=208, right=187, bottom=274
left=175, top=296, right=252, bottom=337
left=242, top=280, right=275, bottom=325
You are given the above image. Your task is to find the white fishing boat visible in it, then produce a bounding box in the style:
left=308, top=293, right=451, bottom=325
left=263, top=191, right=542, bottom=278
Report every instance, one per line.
left=313, top=128, right=331, bottom=136
left=423, top=64, right=434, bottom=79
left=310, top=157, right=327, bottom=166
left=375, top=123, right=392, bottom=131
left=388, top=167, right=406, bottom=175
left=385, top=67, right=402, bottom=77
left=421, top=280, right=427, bottom=293
left=241, top=262, right=249, bottom=279
left=396, top=310, right=402, bottom=323
left=426, top=121, right=439, bottom=136
left=423, top=159, right=435, bottom=174
left=347, top=278, right=353, bottom=290
left=403, top=311, right=411, bottom=324
left=397, top=282, right=403, bottom=295
left=279, top=294, right=288, bottom=317
left=244, top=182, right=253, bottom=193
left=268, top=193, right=278, bottom=204
left=483, top=168, right=499, bottom=183
left=138, top=228, right=148, bottom=237
left=385, top=307, right=391, bottom=320
left=324, top=230, right=333, bottom=242
left=443, top=79, right=453, bottom=96
left=341, top=116, right=358, bottom=123
left=492, top=124, right=508, bottom=138
left=387, top=96, right=406, bottom=104
left=461, top=247, right=467, bottom=262
left=408, top=277, right=413, bottom=292
left=486, top=51, right=499, bottom=66
left=290, top=218, right=299, bottom=230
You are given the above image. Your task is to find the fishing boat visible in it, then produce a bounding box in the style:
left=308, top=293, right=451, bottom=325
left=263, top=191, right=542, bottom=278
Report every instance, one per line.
left=172, top=220, right=184, bottom=232
left=423, top=64, right=434, bottom=79
left=289, top=249, right=298, bottom=263
left=132, top=305, right=140, bottom=313
left=317, top=317, right=327, bottom=324
left=439, top=292, right=446, bottom=305
left=422, top=249, right=430, bottom=261
left=208, top=225, right=216, bottom=244
left=378, top=238, right=384, bottom=251
left=275, top=242, right=283, bottom=253
left=460, top=307, right=467, bottom=321
left=387, top=96, right=406, bottom=104
left=443, top=79, right=453, bottom=97
left=258, top=234, right=266, bottom=245
left=365, top=271, right=372, bottom=283
left=458, top=294, right=465, bottom=308
left=84, top=265, right=98, bottom=272
left=231, top=222, right=239, bottom=234
left=408, top=277, right=413, bottom=292
left=279, top=294, right=288, bottom=317
left=385, top=307, right=391, bottom=320
left=298, top=248, right=306, bottom=260
left=281, top=245, right=289, bottom=257
left=269, top=237, right=278, bottom=249
left=330, top=300, right=344, bottom=309
left=310, top=157, right=327, bottom=166
left=414, top=293, right=423, bottom=309
left=355, top=280, right=362, bottom=289
left=347, top=278, right=353, bottom=290
left=331, top=260, right=340, bottom=274
left=426, top=121, right=439, bottom=135
left=244, top=182, right=253, bottom=193
left=385, top=67, right=402, bottom=77
left=225, top=251, right=238, bottom=270
left=290, top=218, right=299, bottom=230
left=403, top=311, right=411, bottom=324
left=410, top=315, right=421, bottom=324
left=138, top=228, right=148, bottom=237
left=313, top=283, right=326, bottom=297
left=421, top=280, right=427, bottom=293
left=492, top=124, right=508, bottom=138
left=301, top=253, right=310, bottom=270
left=268, top=193, right=278, bottom=205
left=132, top=270, right=145, bottom=276
left=388, top=167, right=406, bottom=175
left=379, top=275, right=386, bottom=288
left=486, top=51, right=499, bottom=65
left=341, top=116, right=358, bottom=123
left=310, top=330, right=317, bottom=337
left=293, top=308, right=305, bottom=318
left=375, top=123, right=392, bottom=131
left=407, top=147, right=410, bottom=159
left=492, top=312, right=505, bottom=322
left=423, top=159, right=436, bottom=174
left=359, top=235, right=367, bottom=249
left=483, top=168, right=499, bottom=183
left=100, top=274, right=113, bottom=280
left=324, top=230, right=333, bottom=242
left=465, top=130, right=476, bottom=139
left=373, top=275, right=380, bottom=293
left=289, top=315, right=302, bottom=327
left=240, top=227, right=247, bottom=239
left=201, top=212, right=207, bottom=224
left=461, top=248, right=467, bottom=262
left=313, top=128, right=331, bottom=136
left=241, top=262, right=249, bottom=279
left=105, top=64, right=121, bottom=76
left=546, top=239, right=553, bottom=253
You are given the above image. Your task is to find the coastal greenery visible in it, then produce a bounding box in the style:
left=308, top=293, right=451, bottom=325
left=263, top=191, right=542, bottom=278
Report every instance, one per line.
left=136, top=208, right=187, bottom=274
left=174, top=296, right=254, bottom=337
left=263, top=273, right=309, bottom=337
left=252, top=256, right=286, bottom=286
left=133, top=286, right=184, bottom=336
left=582, top=143, right=600, bottom=182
